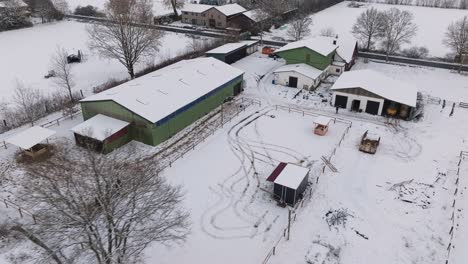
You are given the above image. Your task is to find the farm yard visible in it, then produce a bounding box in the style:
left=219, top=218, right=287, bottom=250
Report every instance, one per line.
left=0, top=20, right=212, bottom=104
left=265, top=1, right=468, bottom=58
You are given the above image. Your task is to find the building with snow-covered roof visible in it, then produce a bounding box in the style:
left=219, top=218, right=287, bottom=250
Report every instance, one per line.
left=181, top=3, right=247, bottom=29
left=78, top=57, right=244, bottom=148
left=273, top=63, right=327, bottom=90
left=331, top=69, right=418, bottom=119
left=226, top=9, right=271, bottom=33
left=266, top=162, right=310, bottom=206
left=205, top=40, right=258, bottom=64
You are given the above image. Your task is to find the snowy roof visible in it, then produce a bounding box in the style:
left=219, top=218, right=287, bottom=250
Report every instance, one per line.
left=365, top=131, right=380, bottom=141
left=6, top=126, right=56, bottom=150
left=181, top=3, right=212, bottom=13
left=274, top=63, right=325, bottom=80
left=206, top=42, right=247, bottom=54
left=274, top=163, right=309, bottom=190
left=314, top=116, right=332, bottom=126
left=331, top=69, right=418, bottom=107
left=71, top=114, right=130, bottom=141
left=241, top=40, right=259, bottom=47
left=81, top=57, right=244, bottom=123
left=309, top=36, right=357, bottom=63
left=275, top=37, right=338, bottom=57
left=0, top=0, right=27, bottom=8
left=243, top=9, right=269, bottom=22
left=215, top=4, right=246, bottom=16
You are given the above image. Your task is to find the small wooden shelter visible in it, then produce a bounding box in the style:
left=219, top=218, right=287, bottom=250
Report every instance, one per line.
left=313, top=116, right=333, bottom=136
left=359, top=130, right=380, bottom=154
left=6, top=126, right=56, bottom=160
left=266, top=162, right=309, bottom=206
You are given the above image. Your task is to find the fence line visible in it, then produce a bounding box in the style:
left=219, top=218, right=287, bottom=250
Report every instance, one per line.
left=445, top=151, right=467, bottom=264
left=2, top=199, right=37, bottom=224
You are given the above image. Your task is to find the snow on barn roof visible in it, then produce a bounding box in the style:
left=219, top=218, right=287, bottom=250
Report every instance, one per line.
left=71, top=114, right=130, bottom=141
left=331, top=69, right=418, bottom=107
left=181, top=3, right=213, bottom=13
left=6, top=126, right=56, bottom=150
left=206, top=42, right=247, bottom=54
left=274, top=163, right=309, bottom=190
left=215, top=4, right=247, bottom=16
left=314, top=116, right=332, bottom=126
left=81, top=57, right=244, bottom=123
left=275, top=37, right=338, bottom=57
left=243, top=9, right=269, bottom=22
left=274, top=63, right=325, bottom=80
left=309, top=35, right=358, bottom=63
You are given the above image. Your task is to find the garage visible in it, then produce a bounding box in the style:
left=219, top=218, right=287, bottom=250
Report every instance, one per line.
left=365, top=100, right=380, bottom=115
left=273, top=63, right=327, bottom=90
left=334, top=95, right=348, bottom=108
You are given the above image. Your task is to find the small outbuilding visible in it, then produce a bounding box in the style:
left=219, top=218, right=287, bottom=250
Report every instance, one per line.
left=266, top=162, right=309, bottom=206
left=273, top=63, right=327, bottom=90
left=359, top=130, right=380, bottom=154
left=6, top=126, right=56, bottom=160
left=205, top=41, right=258, bottom=64
left=313, top=116, right=333, bottom=136
left=331, top=69, right=418, bottom=119
left=71, top=114, right=130, bottom=154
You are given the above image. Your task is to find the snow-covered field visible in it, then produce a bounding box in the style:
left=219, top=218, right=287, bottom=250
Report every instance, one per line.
left=1, top=49, right=468, bottom=264
left=65, top=0, right=185, bottom=16
left=0, top=20, right=211, bottom=104
left=265, top=1, right=468, bottom=58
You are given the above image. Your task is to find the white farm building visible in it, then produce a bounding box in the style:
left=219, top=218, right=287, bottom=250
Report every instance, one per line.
left=331, top=70, right=418, bottom=119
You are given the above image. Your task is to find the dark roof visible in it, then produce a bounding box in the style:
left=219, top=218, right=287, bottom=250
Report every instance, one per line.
left=266, top=162, right=287, bottom=182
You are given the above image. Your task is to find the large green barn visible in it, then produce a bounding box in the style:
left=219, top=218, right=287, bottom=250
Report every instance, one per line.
left=73, top=57, right=244, bottom=153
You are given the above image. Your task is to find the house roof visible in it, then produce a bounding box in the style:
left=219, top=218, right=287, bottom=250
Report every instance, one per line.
left=81, top=57, right=244, bottom=124
left=206, top=42, right=247, bottom=54
left=6, top=126, right=56, bottom=150
left=331, top=69, right=418, bottom=107
left=274, top=63, right=325, bottom=80
left=242, top=9, right=269, bottom=22
left=314, top=116, right=332, bottom=126
left=273, top=163, right=309, bottom=190
left=181, top=3, right=213, bottom=13
left=215, top=4, right=246, bottom=16
left=71, top=114, right=130, bottom=141
left=275, top=37, right=338, bottom=57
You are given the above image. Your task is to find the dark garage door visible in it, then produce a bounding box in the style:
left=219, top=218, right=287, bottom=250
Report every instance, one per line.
left=365, top=100, right=380, bottom=115
left=288, top=76, right=298, bottom=88
left=334, top=95, right=348, bottom=108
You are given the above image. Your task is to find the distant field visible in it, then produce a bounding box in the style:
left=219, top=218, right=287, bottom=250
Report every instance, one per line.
left=66, top=0, right=185, bottom=16
left=266, top=1, right=468, bottom=58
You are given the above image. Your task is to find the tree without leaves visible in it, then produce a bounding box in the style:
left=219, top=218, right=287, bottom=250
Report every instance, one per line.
left=11, top=145, right=190, bottom=264
left=380, top=8, right=417, bottom=61
left=51, top=46, right=75, bottom=102
left=287, top=14, right=313, bottom=41
left=351, top=7, right=384, bottom=50
left=87, top=0, right=163, bottom=79
left=162, top=0, right=184, bottom=17
left=12, top=81, right=43, bottom=126
left=319, top=27, right=336, bottom=37
left=443, top=16, right=468, bottom=73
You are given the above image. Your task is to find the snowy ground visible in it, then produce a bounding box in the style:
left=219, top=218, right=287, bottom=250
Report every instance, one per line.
left=65, top=0, right=185, bottom=17
left=265, top=1, right=468, bottom=58
left=0, top=20, right=212, bottom=104
left=1, top=51, right=468, bottom=264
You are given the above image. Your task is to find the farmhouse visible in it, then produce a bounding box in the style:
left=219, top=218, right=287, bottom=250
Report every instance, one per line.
left=227, top=9, right=270, bottom=33
left=266, top=162, right=310, bottom=206
left=205, top=40, right=259, bottom=64
left=181, top=3, right=247, bottom=28
left=273, top=36, right=358, bottom=90
left=77, top=57, right=244, bottom=151
left=331, top=69, right=418, bottom=119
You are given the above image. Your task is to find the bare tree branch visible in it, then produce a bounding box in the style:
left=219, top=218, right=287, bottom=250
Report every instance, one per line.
left=444, top=16, right=468, bottom=72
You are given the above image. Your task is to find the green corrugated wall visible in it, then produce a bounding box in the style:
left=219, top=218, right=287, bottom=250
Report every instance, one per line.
left=276, top=47, right=335, bottom=70
left=80, top=75, right=242, bottom=148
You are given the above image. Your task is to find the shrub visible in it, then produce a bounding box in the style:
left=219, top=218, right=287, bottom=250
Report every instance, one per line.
left=401, top=46, right=429, bottom=59
left=74, top=5, right=105, bottom=17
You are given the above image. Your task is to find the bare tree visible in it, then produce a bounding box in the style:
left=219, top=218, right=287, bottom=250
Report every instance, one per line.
left=351, top=7, right=384, bottom=50
left=163, top=0, right=184, bottom=17
left=87, top=0, right=163, bottom=79
left=12, top=81, right=43, bottom=126
left=444, top=16, right=468, bottom=72
left=10, top=145, right=190, bottom=264
left=319, top=27, right=336, bottom=37
left=380, top=8, right=417, bottom=61
left=287, top=14, right=313, bottom=41
left=51, top=46, right=75, bottom=102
